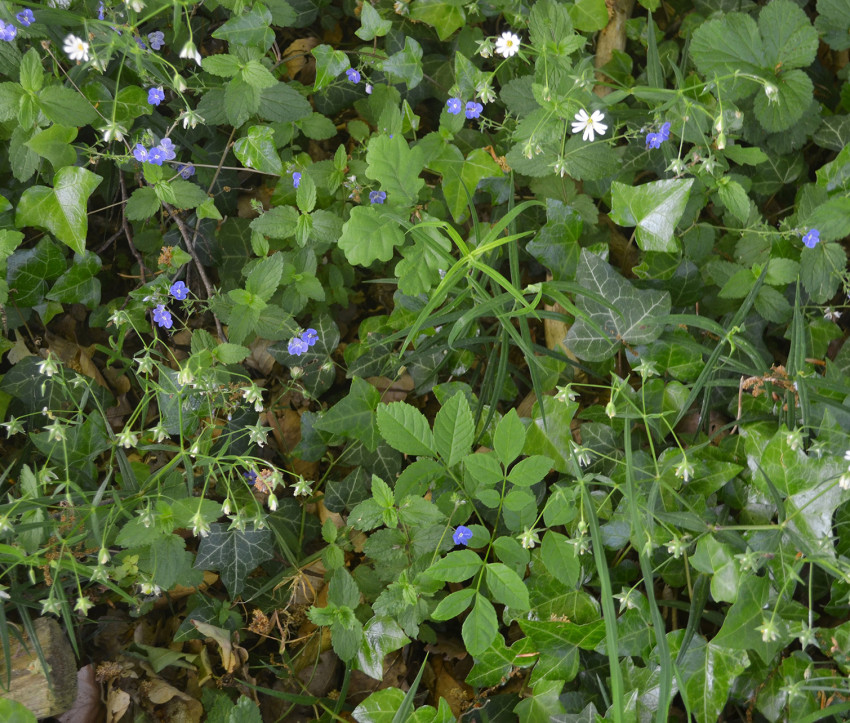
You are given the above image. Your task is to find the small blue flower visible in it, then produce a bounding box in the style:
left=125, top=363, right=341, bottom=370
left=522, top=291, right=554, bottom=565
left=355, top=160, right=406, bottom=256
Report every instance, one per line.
left=446, top=97, right=462, bottom=115
left=152, top=305, right=173, bottom=329
left=346, top=68, right=361, bottom=84
left=452, top=526, right=473, bottom=546
left=16, top=9, right=34, bottom=26
left=0, top=21, right=17, bottom=42
left=465, top=101, right=483, bottom=120
left=147, top=86, right=165, bottom=106
left=370, top=190, right=386, bottom=204
left=301, top=328, right=318, bottom=347
left=132, top=144, right=148, bottom=163
left=96, top=2, right=105, bottom=20
left=292, top=171, right=301, bottom=189
left=646, top=122, right=671, bottom=149
left=147, top=146, right=165, bottom=166
left=148, top=31, right=165, bottom=50
left=243, top=469, right=257, bottom=484
left=178, top=164, right=195, bottom=179
left=658, top=122, right=671, bottom=141
left=170, top=281, right=189, bottom=300
left=288, top=336, right=309, bottom=356
left=134, top=36, right=147, bottom=51
left=157, top=138, right=176, bottom=161
left=802, top=229, right=820, bottom=248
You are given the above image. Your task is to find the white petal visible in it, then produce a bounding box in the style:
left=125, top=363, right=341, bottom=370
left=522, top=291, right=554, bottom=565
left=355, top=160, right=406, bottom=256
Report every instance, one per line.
left=583, top=126, right=594, bottom=142
left=594, top=122, right=608, bottom=135
left=571, top=121, right=584, bottom=134
left=590, top=110, right=605, bottom=123
left=574, top=109, right=589, bottom=123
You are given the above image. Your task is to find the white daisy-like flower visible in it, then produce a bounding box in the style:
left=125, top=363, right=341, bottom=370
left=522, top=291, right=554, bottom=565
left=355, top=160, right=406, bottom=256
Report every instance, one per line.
left=571, top=109, right=607, bottom=143
left=495, top=31, right=521, bottom=58
left=63, top=34, right=90, bottom=63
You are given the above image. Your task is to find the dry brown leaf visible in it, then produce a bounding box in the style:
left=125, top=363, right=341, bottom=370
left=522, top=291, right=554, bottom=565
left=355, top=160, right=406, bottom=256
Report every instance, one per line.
left=425, top=634, right=468, bottom=661
left=106, top=687, right=131, bottom=723
left=283, top=37, right=318, bottom=80
left=44, top=332, right=110, bottom=390
left=191, top=620, right=239, bottom=673
left=57, top=665, right=104, bottom=723
left=153, top=570, right=218, bottom=608
left=366, top=374, right=415, bottom=403
left=428, top=657, right=473, bottom=718
left=246, top=337, right=275, bottom=375
left=7, top=330, right=33, bottom=364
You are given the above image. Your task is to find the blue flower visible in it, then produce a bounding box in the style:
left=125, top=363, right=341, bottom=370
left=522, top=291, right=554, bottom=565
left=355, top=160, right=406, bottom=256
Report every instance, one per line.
left=346, top=68, right=361, bottom=84
left=16, top=9, right=34, bottom=26
left=301, top=328, right=318, bottom=347
left=465, top=101, right=483, bottom=120
left=802, top=229, right=820, bottom=248
left=646, top=122, right=671, bottom=149
left=147, top=86, right=165, bottom=106
left=178, top=164, right=195, bottom=179
left=243, top=469, right=257, bottom=484
left=659, top=122, right=671, bottom=141
left=452, top=525, right=473, bottom=546
left=148, top=31, right=165, bottom=50
left=292, top=172, right=301, bottom=189
left=446, top=97, right=462, bottom=115
left=134, top=36, right=147, bottom=51
left=132, top=144, right=148, bottom=163
left=0, top=21, right=17, bottom=42
left=157, top=138, right=176, bottom=161
left=288, top=336, right=309, bottom=356
left=370, top=190, right=386, bottom=204
left=170, top=281, right=189, bottom=300
left=152, top=305, right=173, bottom=329
left=147, top=146, right=165, bottom=166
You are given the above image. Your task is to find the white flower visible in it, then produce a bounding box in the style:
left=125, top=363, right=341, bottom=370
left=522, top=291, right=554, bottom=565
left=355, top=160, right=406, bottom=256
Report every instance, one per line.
left=98, top=548, right=111, bottom=566
left=116, top=428, right=138, bottom=449
left=839, top=473, right=850, bottom=491
left=666, top=535, right=690, bottom=559
left=172, top=74, right=188, bottom=93
left=149, top=424, right=169, bottom=443
left=63, top=34, right=90, bottom=63
left=292, top=476, right=312, bottom=497
left=247, top=423, right=269, bottom=448
left=135, top=355, right=154, bottom=375
left=267, top=493, right=278, bottom=512
left=519, top=526, right=541, bottom=549
left=74, top=596, right=94, bottom=615
left=476, top=39, right=494, bottom=58
left=0, top=585, right=10, bottom=601
left=179, top=109, right=203, bottom=129
left=125, top=0, right=146, bottom=11
left=674, top=457, right=694, bottom=482
left=37, top=354, right=61, bottom=378
left=571, top=109, right=607, bottom=143
left=764, top=83, right=778, bottom=103
left=138, top=581, right=161, bottom=596
left=222, top=498, right=232, bottom=516
left=44, top=422, right=66, bottom=443
left=605, top=400, right=616, bottom=418
left=241, top=385, right=264, bottom=412
left=179, top=40, right=202, bottom=66
left=2, top=417, right=24, bottom=437
left=758, top=619, right=779, bottom=643
left=190, top=510, right=210, bottom=538
left=823, top=307, right=842, bottom=322
left=785, top=429, right=803, bottom=452
left=495, top=31, right=521, bottom=58
left=101, top=122, right=127, bottom=143
left=177, top=366, right=194, bottom=386
left=555, top=384, right=578, bottom=403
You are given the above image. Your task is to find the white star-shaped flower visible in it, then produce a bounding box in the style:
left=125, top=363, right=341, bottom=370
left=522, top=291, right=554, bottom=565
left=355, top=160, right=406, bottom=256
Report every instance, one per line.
left=571, top=109, right=607, bottom=142
left=495, top=31, right=521, bottom=58
left=63, top=34, right=90, bottom=62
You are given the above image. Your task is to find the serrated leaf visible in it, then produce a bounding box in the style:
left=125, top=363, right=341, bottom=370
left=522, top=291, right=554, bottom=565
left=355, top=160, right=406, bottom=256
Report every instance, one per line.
left=168, top=179, right=208, bottom=210
left=258, top=82, right=312, bottom=123
left=246, top=253, right=284, bottom=302
left=366, top=134, right=425, bottom=206
left=338, top=206, right=405, bottom=266
left=202, top=54, right=241, bottom=77
left=690, top=13, right=765, bottom=99
left=15, top=166, right=102, bottom=255
left=816, top=0, right=850, bottom=51
left=125, top=186, right=160, bottom=220
left=759, top=0, right=818, bottom=70
left=610, top=179, right=693, bottom=252
left=250, top=205, right=299, bottom=239
left=193, top=523, right=273, bottom=596
left=752, top=68, right=812, bottom=133
left=394, top=221, right=452, bottom=295
left=36, top=85, right=98, bottom=126
left=376, top=402, right=435, bottom=457
left=716, top=179, right=750, bottom=223
left=565, top=250, right=671, bottom=361
left=233, top=125, right=283, bottom=175
left=225, top=77, right=260, bottom=128
left=432, top=392, right=473, bottom=467
left=212, top=6, right=275, bottom=49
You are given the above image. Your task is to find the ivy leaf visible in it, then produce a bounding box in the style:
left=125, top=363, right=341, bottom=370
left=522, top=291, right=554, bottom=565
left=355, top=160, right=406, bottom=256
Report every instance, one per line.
left=675, top=634, right=749, bottom=723
left=7, top=238, right=66, bottom=307
left=429, top=146, right=503, bottom=222
left=356, top=2, right=392, bottom=40
left=193, top=523, right=274, bottom=596
left=366, top=134, right=425, bottom=206
left=712, top=575, right=785, bottom=663
left=376, top=401, right=435, bottom=457
left=314, top=377, right=382, bottom=450
left=352, top=689, right=405, bottom=722
left=15, top=166, right=103, bottom=255
left=312, top=44, right=349, bottom=92
left=382, top=37, right=423, bottom=89
left=610, top=179, right=693, bottom=252
left=47, top=251, right=101, bottom=307
left=25, top=125, right=77, bottom=171
left=565, top=250, right=671, bottom=361
left=338, top=206, right=405, bottom=266
left=409, top=0, right=466, bottom=41
left=357, top=616, right=410, bottom=680
left=233, top=125, right=283, bottom=175
left=394, top=221, right=452, bottom=295
left=689, top=537, right=741, bottom=603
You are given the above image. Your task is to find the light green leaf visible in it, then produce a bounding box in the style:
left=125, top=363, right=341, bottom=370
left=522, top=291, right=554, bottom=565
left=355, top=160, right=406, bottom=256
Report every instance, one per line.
left=0, top=697, right=38, bottom=722
left=409, top=0, right=466, bottom=41
left=431, top=588, right=476, bottom=620
left=675, top=634, right=749, bottom=723
left=565, top=250, right=671, bottom=361
left=716, top=179, right=751, bottom=223
left=193, top=523, right=274, bottom=596
left=167, top=179, right=208, bottom=210
left=258, top=82, right=312, bottom=123
left=376, top=401, right=435, bottom=457
left=36, top=85, right=98, bottom=126
left=366, top=134, right=425, bottom=206
left=540, top=531, right=581, bottom=587
left=759, top=0, right=818, bottom=70
left=250, top=205, right=299, bottom=239
left=233, top=125, right=283, bottom=175
left=125, top=187, right=160, bottom=220
left=485, top=562, right=530, bottom=610
left=356, top=2, right=392, bottom=40
left=429, top=146, right=503, bottom=222
left=394, top=220, right=452, bottom=295
left=493, top=408, right=526, bottom=467
left=690, top=13, right=765, bottom=100
left=246, top=253, right=284, bottom=302
left=202, top=54, right=241, bottom=77
left=312, top=44, right=349, bottom=92
left=529, top=0, right=584, bottom=58
left=382, top=37, right=423, bottom=89
left=462, top=594, right=499, bottom=656
left=338, top=206, right=405, bottom=266
left=712, top=575, right=785, bottom=663
left=428, top=549, right=483, bottom=582
left=25, top=125, right=76, bottom=171
left=433, top=392, right=473, bottom=467
left=15, top=166, right=102, bottom=255
left=352, top=688, right=405, bottom=723
left=357, top=617, right=410, bottom=680
left=610, top=179, right=693, bottom=252
left=241, top=59, right=277, bottom=89
left=801, top=241, right=845, bottom=303
left=225, top=77, right=261, bottom=128
left=212, top=6, right=275, bottom=49
left=689, top=537, right=741, bottom=603
left=507, top=455, right=553, bottom=488
left=314, top=377, right=381, bottom=450
left=569, top=0, right=609, bottom=32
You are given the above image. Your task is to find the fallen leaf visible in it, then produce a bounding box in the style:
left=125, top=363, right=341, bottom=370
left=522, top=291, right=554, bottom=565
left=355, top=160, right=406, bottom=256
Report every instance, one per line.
left=106, top=688, right=130, bottom=723
left=57, top=665, right=104, bottom=723
left=283, top=38, right=318, bottom=81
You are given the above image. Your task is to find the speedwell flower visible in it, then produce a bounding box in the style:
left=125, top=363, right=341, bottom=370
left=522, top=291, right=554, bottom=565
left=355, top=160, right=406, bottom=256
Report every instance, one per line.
left=646, top=122, right=671, bottom=149
left=0, top=21, right=17, bottom=42
left=292, top=171, right=301, bottom=189
left=465, top=101, right=483, bottom=119
left=288, top=336, right=309, bottom=356
left=152, top=305, right=172, bottom=329
left=63, top=34, right=90, bottom=62
left=178, top=164, right=195, bottom=179
left=170, top=281, right=189, bottom=300
left=345, top=68, right=361, bottom=84
left=452, top=526, right=473, bottom=546
left=148, top=31, right=165, bottom=50
left=16, top=9, right=35, bottom=27
left=802, top=229, right=820, bottom=248
left=446, top=97, right=462, bottom=115
left=369, top=190, right=386, bottom=204
left=147, top=87, right=165, bottom=106
left=572, top=109, right=607, bottom=142
left=495, top=31, right=520, bottom=58
left=301, top=328, right=318, bottom=347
